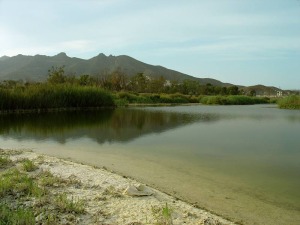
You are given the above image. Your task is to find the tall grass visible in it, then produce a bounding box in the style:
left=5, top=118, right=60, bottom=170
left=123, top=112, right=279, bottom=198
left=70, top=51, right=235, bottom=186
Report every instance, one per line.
left=0, top=84, right=115, bottom=111
left=0, top=168, right=43, bottom=197
left=151, top=203, right=173, bottom=225
left=200, top=95, right=269, bottom=105
left=54, top=193, right=85, bottom=214
left=0, top=156, right=12, bottom=168
left=278, top=95, right=300, bottom=109
left=0, top=204, right=35, bottom=225
left=115, top=92, right=197, bottom=105
left=22, top=159, right=38, bottom=172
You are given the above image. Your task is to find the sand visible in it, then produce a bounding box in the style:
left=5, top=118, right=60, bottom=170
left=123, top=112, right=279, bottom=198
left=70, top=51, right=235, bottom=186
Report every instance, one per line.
left=2, top=149, right=235, bottom=225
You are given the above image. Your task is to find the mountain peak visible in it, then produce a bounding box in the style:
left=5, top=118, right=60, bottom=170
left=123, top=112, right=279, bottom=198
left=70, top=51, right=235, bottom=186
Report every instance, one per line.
left=0, top=55, right=10, bottom=61
left=0, top=52, right=228, bottom=87
left=54, top=52, right=68, bottom=57
left=96, top=53, right=106, bottom=57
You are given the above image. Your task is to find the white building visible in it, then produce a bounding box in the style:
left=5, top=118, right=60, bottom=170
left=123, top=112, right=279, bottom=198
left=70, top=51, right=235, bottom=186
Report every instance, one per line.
left=277, top=91, right=283, bottom=97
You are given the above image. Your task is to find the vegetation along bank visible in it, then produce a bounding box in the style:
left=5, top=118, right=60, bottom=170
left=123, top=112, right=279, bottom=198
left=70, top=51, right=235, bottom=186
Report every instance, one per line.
left=0, top=66, right=298, bottom=111
left=277, top=95, right=300, bottom=109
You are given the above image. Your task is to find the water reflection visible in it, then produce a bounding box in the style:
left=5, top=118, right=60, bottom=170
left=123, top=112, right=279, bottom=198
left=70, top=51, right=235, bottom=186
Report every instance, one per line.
left=0, top=108, right=219, bottom=144
left=1, top=105, right=299, bottom=225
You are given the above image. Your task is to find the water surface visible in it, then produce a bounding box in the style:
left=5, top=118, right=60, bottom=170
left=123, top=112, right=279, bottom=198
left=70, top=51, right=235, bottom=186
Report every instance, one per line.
left=1, top=105, right=299, bottom=225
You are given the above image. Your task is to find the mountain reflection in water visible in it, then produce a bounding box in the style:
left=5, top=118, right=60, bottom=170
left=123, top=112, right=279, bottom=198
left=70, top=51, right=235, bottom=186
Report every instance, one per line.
left=0, top=108, right=218, bottom=144
left=1, top=105, right=300, bottom=225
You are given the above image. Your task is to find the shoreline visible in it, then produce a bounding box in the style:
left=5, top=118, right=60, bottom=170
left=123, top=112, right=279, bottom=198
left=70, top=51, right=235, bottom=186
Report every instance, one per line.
left=0, top=149, right=235, bottom=225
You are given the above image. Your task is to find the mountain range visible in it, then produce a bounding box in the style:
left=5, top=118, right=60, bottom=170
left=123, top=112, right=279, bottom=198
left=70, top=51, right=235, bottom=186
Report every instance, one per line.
left=0, top=52, right=291, bottom=95
left=0, top=52, right=230, bottom=86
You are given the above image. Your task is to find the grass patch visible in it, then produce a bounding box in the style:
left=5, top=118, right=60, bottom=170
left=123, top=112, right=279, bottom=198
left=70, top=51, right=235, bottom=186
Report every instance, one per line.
left=54, top=193, right=85, bottom=214
left=151, top=203, right=173, bottom=225
left=278, top=95, right=300, bottom=109
left=0, top=156, right=86, bottom=224
left=38, top=170, right=66, bottom=187
left=0, top=156, right=12, bottom=169
left=37, top=170, right=82, bottom=188
left=0, top=204, right=35, bottom=225
left=0, top=168, right=44, bottom=198
left=22, top=159, right=38, bottom=172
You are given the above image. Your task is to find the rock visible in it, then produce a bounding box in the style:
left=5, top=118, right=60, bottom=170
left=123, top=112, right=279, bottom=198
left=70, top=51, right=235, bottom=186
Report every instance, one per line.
left=123, top=184, right=153, bottom=196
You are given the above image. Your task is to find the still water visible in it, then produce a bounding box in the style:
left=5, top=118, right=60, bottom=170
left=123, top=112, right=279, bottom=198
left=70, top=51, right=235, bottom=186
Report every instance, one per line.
left=1, top=105, right=299, bottom=225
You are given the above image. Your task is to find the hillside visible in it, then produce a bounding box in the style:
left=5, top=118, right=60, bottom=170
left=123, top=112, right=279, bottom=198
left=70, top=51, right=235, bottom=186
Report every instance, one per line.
left=242, top=85, right=288, bottom=96
left=0, top=52, right=230, bottom=86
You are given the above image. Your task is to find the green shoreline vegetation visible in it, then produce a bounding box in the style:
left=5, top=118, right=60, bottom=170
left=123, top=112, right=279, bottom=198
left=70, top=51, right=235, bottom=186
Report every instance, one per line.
left=277, top=95, right=300, bottom=109
left=199, top=95, right=269, bottom=105
left=0, top=85, right=114, bottom=111
left=0, top=66, right=298, bottom=111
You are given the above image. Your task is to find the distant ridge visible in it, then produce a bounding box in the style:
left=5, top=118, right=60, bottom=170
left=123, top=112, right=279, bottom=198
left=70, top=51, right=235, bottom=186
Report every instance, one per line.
left=0, top=52, right=231, bottom=86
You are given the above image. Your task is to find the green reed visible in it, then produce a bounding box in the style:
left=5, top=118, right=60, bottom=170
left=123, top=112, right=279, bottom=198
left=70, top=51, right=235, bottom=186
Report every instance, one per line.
left=278, top=95, right=300, bottom=109
left=200, top=95, right=270, bottom=105
left=0, top=84, right=115, bottom=111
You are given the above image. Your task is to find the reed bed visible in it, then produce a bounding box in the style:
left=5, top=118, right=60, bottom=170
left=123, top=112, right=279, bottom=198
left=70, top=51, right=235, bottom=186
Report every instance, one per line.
left=200, top=95, right=270, bottom=105
left=0, top=85, right=115, bottom=111
left=277, top=95, right=300, bottom=109
left=115, top=92, right=198, bottom=105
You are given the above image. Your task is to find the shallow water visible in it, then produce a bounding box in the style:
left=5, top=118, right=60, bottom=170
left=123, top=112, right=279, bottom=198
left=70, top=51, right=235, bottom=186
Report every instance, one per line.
left=1, top=105, right=299, bottom=224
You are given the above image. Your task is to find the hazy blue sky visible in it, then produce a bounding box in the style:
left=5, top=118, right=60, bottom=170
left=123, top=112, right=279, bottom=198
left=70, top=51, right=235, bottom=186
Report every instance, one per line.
left=0, top=0, right=299, bottom=89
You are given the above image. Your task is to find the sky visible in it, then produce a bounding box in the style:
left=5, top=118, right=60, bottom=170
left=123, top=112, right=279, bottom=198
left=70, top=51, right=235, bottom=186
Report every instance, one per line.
left=0, top=0, right=300, bottom=89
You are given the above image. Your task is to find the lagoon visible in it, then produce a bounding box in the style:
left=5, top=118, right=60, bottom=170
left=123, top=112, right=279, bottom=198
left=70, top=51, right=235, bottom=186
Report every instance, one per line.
left=1, top=105, right=299, bottom=224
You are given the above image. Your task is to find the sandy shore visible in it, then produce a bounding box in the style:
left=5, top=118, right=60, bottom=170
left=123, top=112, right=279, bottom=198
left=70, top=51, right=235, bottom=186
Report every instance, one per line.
left=1, top=149, right=235, bottom=225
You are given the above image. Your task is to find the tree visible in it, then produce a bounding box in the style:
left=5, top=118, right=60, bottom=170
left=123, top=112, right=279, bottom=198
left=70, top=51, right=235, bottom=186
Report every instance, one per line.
left=249, top=89, right=256, bottom=96
left=47, top=66, right=66, bottom=84
left=109, top=69, right=128, bottom=91
left=129, top=73, right=149, bottom=92
left=201, top=83, right=214, bottom=95
left=227, top=86, right=239, bottom=95
left=148, top=76, right=166, bottom=93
